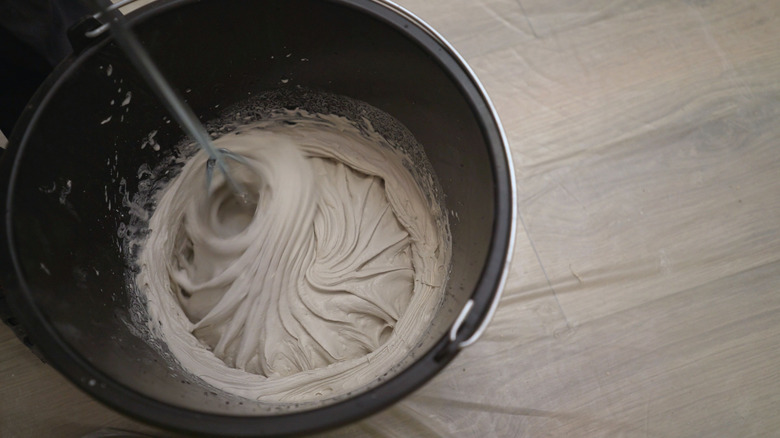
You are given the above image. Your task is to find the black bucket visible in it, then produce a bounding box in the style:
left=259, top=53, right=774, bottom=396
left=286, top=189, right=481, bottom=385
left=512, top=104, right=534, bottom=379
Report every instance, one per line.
left=0, top=0, right=515, bottom=435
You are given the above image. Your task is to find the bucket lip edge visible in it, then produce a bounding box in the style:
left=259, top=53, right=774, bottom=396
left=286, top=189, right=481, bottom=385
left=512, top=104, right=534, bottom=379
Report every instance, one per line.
left=378, top=0, right=518, bottom=349
left=0, top=0, right=517, bottom=435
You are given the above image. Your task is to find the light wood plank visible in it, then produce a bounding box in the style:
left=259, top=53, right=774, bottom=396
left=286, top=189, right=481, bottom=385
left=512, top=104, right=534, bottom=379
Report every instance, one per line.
left=469, top=0, right=780, bottom=325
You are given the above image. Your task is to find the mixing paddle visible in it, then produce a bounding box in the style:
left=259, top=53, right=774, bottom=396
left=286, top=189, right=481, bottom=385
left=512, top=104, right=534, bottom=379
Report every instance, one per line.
left=86, top=0, right=250, bottom=201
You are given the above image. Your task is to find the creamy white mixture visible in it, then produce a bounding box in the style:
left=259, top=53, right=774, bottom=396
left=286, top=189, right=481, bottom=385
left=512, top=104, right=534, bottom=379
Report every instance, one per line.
left=137, top=111, right=449, bottom=402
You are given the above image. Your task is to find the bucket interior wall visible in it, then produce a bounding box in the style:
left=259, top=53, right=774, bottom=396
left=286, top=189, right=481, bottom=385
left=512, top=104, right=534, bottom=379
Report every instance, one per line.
left=6, top=0, right=495, bottom=414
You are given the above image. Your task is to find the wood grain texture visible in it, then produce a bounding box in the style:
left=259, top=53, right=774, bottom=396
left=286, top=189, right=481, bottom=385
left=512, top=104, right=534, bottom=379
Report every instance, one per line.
left=2, top=0, right=779, bottom=436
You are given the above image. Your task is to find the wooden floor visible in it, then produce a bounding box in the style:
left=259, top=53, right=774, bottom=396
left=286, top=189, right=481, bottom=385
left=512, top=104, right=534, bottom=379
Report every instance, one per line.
left=2, top=0, right=779, bottom=436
